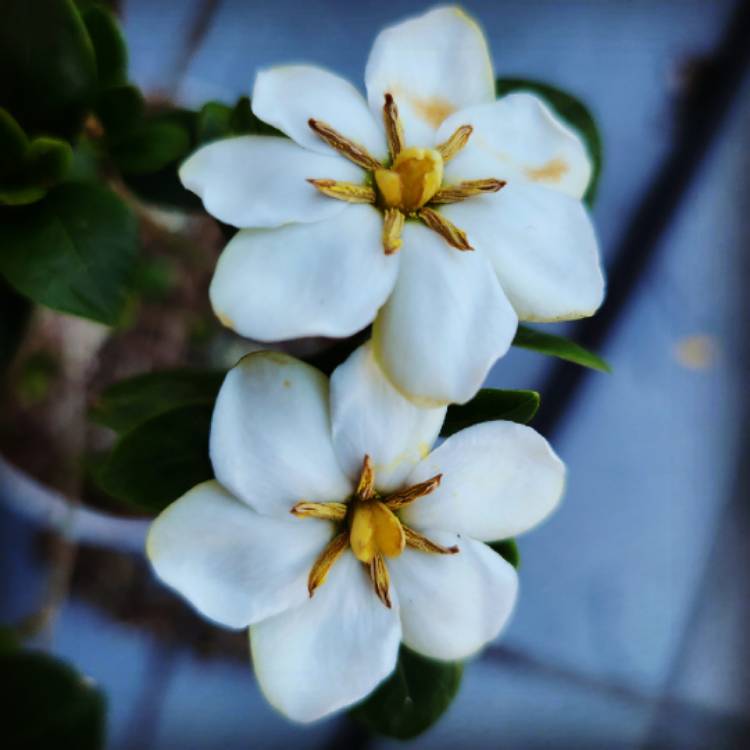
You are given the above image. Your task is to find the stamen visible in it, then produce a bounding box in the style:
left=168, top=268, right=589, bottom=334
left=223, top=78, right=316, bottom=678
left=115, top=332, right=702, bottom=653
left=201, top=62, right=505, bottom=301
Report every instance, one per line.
left=436, top=125, right=473, bottom=162
left=417, top=207, right=473, bottom=251
left=382, top=208, right=405, bottom=255
left=431, top=179, right=506, bottom=204
left=404, top=526, right=459, bottom=556
left=290, top=501, right=347, bottom=522
left=368, top=554, right=392, bottom=608
left=384, top=473, right=442, bottom=510
left=307, top=532, right=349, bottom=596
left=355, top=454, right=376, bottom=502
left=382, top=93, right=404, bottom=160
left=308, top=118, right=381, bottom=171
left=307, top=179, right=376, bottom=204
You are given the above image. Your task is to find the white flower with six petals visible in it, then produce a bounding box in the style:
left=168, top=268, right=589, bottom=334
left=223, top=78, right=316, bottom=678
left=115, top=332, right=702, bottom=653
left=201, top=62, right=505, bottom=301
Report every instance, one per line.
left=147, top=343, right=565, bottom=722
left=180, top=5, right=605, bottom=406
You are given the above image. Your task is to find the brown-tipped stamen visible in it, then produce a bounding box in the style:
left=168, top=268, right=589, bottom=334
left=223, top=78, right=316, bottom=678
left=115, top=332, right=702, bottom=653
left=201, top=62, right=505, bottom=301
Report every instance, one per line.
left=307, top=179, right=376, bottom=204
left=431, top=178, right=507, bottom=204
left=384, top=474, right=442, bottom=511
left=404, top=526, right=459, bottom=556
left=308, top=118, right=382, bottom=171
left=436, top=124, right=473, bottom=162
left=307, top=532, right=349, bottom=596
left=291, top=501, right=348, bottom=522
left=418, top=207, right=473, bottom=251
left=355, top=454, right=376, bottom=502
left=382, top=93, right=405, bottom=160
left=382, top=208, right=405, bottom=255
left=368, top=554, right=392, bottom=608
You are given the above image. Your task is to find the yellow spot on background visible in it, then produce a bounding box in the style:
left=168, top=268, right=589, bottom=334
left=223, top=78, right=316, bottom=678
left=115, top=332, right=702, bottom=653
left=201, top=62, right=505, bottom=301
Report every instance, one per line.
left=673, top=334, right=719, bottom=370
left=525, top=158, right=569, bottom=184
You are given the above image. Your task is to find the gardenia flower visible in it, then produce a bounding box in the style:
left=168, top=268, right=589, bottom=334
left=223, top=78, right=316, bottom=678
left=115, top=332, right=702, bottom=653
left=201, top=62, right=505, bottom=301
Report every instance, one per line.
left=180, top=5, right=605, bottom=406
left=147, top=344, right=565, bottom=722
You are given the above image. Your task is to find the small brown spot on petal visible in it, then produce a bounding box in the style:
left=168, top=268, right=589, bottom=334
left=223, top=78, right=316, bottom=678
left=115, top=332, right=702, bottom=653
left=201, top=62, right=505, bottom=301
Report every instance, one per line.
left=525, top=157, right=569, bottom=184
left=411, top=95, right=456, bottom=129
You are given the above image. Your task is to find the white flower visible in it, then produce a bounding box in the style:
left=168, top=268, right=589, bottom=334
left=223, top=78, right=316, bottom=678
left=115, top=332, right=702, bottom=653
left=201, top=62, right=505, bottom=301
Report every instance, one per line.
left=147, top=344, right=565, bottom=722
left=180, top=5, right=604, bottom=406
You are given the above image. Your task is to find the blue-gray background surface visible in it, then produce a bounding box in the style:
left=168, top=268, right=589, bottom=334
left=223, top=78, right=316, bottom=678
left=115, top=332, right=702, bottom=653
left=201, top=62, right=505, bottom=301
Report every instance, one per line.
left=2, top=1, right=749, bottom=748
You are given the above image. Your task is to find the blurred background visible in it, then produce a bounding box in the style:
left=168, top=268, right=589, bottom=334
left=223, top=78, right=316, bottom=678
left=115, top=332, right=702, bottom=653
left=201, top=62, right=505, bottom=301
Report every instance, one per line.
left=2, top=0, right=750, bottom=747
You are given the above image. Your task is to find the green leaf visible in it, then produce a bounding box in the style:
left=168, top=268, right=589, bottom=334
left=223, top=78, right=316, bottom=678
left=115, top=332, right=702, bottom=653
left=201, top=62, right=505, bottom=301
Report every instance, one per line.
left=25, top=137, right=74, bottom=186
left=442, top=388, right=540, bottom=436
left=0, top=108, right=28, bottom=178
left=95, top=84, right=145, bottom=137
left=0, top=649, right=106, bottom=750
left=0, top=182, right=137, bottom=325
left=196, top=101, right=234, bottom=144
left=110, top=119, right=191, bottom=176
left=0, top=111, right=73, bottom=205
left=352, top=646, right=462, bottom=739
left=230, top=95, right=281, bottom=136
left=489, top=539, right=521, bottom=569
left=0, top=0, right=97, bottom=137
left=96, top=403, right=213, bottom=513
left=512, top=324, right=611, bottom=372
left=82, top=4, right=128, bottom=89
left=91, top=368, right=225, bottom=434
left=496, top=78, right=603, bottom=207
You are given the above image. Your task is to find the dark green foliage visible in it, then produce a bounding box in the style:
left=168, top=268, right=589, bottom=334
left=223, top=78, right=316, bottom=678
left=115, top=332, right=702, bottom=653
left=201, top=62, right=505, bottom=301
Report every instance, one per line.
left=0, top=182, right=137, bottom=324
left=442, top=388, right=540, bottom=436
left=512, top=324, right=611, bottom=372
left=352, top=646, right=463, bottom=739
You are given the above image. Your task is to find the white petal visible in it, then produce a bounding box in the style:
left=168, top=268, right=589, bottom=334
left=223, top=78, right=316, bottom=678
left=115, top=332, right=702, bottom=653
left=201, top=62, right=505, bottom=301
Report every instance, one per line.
left=179, top=136, right=363, bottom=228
left=401, top=422, right=566, bottom=541
left=365, top=6, right=494, bottom=146
left=253, top=65, right=387, bottom=159
left=250, top=550, right=401, bottom=723
left=147, top=481, right=333, bottom=629
left=330, top=342, right=446, bottom=493
left=372, top=222, right=517, bottom=406
left=390, top=532, right=518, bottom=660
left=210, top=352, right=351, bottom=516
left=440, top=181, right=605, bottom=321
left=439, top=94, right=592, bottom=199
left=210, top=205, right=399, bottom=341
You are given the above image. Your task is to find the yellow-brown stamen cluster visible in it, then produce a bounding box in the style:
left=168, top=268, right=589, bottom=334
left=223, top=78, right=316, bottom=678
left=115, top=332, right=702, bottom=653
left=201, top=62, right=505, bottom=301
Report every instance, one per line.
left=291, top=455, right=458, bottom=608
left=307, top=94, right=506, bottom=255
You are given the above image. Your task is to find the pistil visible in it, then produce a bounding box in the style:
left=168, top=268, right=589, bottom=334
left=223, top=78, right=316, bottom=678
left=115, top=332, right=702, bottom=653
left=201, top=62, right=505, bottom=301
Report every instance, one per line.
left=306, top=93, right=506, bottom=256
left=291, top=454, right=458, bottom=608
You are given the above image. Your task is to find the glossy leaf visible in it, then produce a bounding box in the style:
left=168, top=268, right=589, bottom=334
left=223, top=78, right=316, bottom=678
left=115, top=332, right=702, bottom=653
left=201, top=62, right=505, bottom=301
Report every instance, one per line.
left=0, top=0, right=97, bottom=137
left=496, top=78, right=603, bottom=207
left=351, top=646, right=462, bottom=739
left=96, top=404, right=213, bottom=513
left=489, top=539, right=521, bottom=569
left=91, top=369, right=225, bottom=434
left=110, top=119, right=191, bottom=176
left=512, top=324, right=611, bottom=372
left=441, top=389, right=540, bottom=436
left=0, top=182, right=137, bottom=324
left=82, top=4, right=128, bottom=89
left=196, top=101, right=234, bottom=143
left=95, top=84, right=145, bottom=137
left=0, top=649, right=106, bottom=750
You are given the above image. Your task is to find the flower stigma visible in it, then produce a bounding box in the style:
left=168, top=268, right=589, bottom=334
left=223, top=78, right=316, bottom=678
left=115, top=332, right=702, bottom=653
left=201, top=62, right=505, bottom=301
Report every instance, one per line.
left=307, top=93, right=506, bottom=255
left=291, top=455, right=458, bottom=608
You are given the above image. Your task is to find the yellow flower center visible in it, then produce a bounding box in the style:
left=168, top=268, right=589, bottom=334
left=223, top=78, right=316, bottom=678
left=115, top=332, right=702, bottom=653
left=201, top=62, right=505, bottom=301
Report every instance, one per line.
left=306, top=94, right=507, bottom=255
left=291, top=455, right=458, bottom=608
left=374, top=147, right=444, bottom=212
